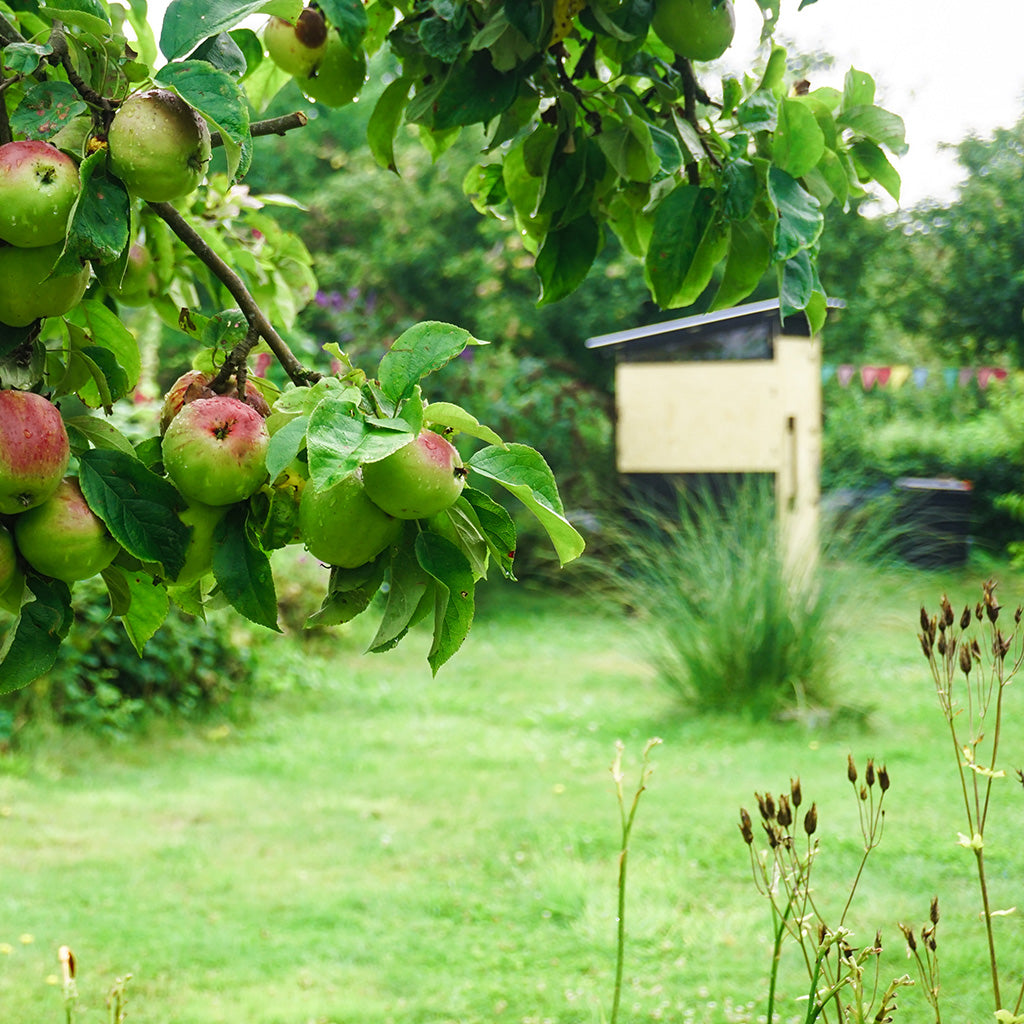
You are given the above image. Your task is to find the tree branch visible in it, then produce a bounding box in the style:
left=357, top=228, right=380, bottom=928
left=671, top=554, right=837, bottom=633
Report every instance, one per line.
left=0, top=12, right=25, bottom=45
left=148, top=201, right=322, bottom=388
left=210, top=111, right=309, bottom=149
left=48, top=23, right=112, bottom=114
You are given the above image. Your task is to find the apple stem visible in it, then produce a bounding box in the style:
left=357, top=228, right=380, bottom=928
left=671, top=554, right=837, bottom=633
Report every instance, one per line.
left=209, top=112, right=310, bottom=150
left=149, top=200, right=322, bottom=388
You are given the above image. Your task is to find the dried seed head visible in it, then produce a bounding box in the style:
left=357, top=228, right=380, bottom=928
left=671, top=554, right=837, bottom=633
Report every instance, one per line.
left=878, top=764, right=890, bottom=792
left=919, top=633, right=933, bottom=658
left=739, top=808, right=754, bottom=845
left=976, top=601, right=984, bottom=621
left=959, top=643, right=973, bottom=676
left=764, top=792, right=776, bottom=821
left=790, top=776, right=802, bottom=809
left=777, top=793, right=792, bottom=829
left=865, top=758, right=876, bottom=787
left=941, top=594, right=955, bottom=627
left=901, top=924, right=918, bottom=952
left=920, top=606, right=931, bottom=634
left=1015, top=606, right=1022, bottom=624
left=860, top=784, right=868, bottom=801
left=804, top=802, right=818, bottom=836
left=937, top=634, right=947, bottom=656
left=762, top=821, right=780, bottom=849
left=930, top=896, right=939, bottom=924
left=847, top=754, right=858, bottom=784
left=755, top=791, right=770, bottom=821
left=961, top=605, right=972, bottom=630
left=988, top=601, right=1001, bottom=624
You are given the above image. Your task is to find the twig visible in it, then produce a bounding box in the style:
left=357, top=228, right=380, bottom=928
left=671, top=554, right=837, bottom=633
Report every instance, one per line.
left=48, top=23, right=112, bottom=114
left=209, top=111, right=308, bottom=149
left=148, top=201, right=321, bottom=387
left=0, top=12, right=25, bottom=45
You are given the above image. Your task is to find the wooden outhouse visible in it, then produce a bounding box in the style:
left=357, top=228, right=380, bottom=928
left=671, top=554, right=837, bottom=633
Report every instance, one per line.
left=585, top=298, right=838, bottom=566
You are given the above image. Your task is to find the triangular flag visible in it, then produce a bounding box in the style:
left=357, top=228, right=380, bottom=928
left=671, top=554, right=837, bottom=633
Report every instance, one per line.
left=977, top=367, right=1008, bottom=389
left=959, top=368, right=975, bottom=388
left=943, top=368, right=957, bottom=389
left=837, top=364, right=855, bottom=387
left=890, top=365, right=912, bottom=389
left=913, top=367, right=929, bottom=388
left=861, top=366, right=879, bottom=390
left=875, top=366, right=892, bottom=387
left=822, top=364, right=836, bottom=384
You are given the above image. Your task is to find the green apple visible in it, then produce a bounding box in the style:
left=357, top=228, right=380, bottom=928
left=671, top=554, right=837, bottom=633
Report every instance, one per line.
left=107, top=88, right=212, bottom=203
left=0, top=522, right=24, bottom=613
left=162, top=395, right=270, bottom=507
left=0, top=242, right=90, bottom=327
left=295, top=31, right=366, bottom=107
left=362, top=430, right=465, bottom=519
left=0, top=140, right=80, bottom=248
left=264, top=9, right=328, bottom=76
left=171, top=499, right=228, bottom=586
left=0, top=389, right=70, bottom=515
left=14, top=477, right=120, bottom=583
left=651, top=0, right=735, bottom=62
left=299, top=472, right=401, bottom=568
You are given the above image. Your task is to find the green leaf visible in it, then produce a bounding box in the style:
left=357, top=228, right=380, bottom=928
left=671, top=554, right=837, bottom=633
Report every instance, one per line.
left=318, top=0, right=368, bottom=52
left=378, top=321, right=479, bottom=404
left=38, top=0, right=110, bottom=34
left=212, top=504, right=280, bottom=631
left=156, top=61, right=250, bottom=181
left=0, top=577, right=73, bottom=694
left=56, top=150, right=131, bottom=274
left=535, top=215, right=600, bottom=306
left=367, top=77, right=411, bottom=174
left=850, top=140, right=901, bottom=202
left=596, top=115, right=659, bottom=182
left=422, top=402, right=503, bottom=446
left=308, top=557, right=386, bottom=627
left=774, top=98, right=825, bottom=178
left=415, top=531, right=475, bottom=674
left=767, top=167, right=823, bottom=260
left=843, top=67, right=875, bottom=108
left=837, top=104, right=907, bottom=155
left=367, top=535, right=433, bottom=652
left=63, top=415, right=138, bottom=456
left=1, top=43, right=52, bottom=76
left=431, top=501, right=490, bottom=580
left=644, top=184, right=715, bottom=309
left=306, top=397, right=414, bottom=489
left=160, top=0, right=302, bottom=59
left=779, top=250, right=815, bottom=318
left=10, top=81, right=87, bottom=140
left=462, top=486, right=516, bottom=579
left=118, top=567, right=172, bottom=655
left=65, top=299, right=142, bottom=403
left=429, top=52, right=521, bottom=131
left=711, top=216, right=773, bottom=311
left=77, top=448, right=191, bottom=580
left=265, top=414, right=308, bottom=481
left=467, top=444, right=585, bottom=566
left=188, top=32, right=249, bottom=77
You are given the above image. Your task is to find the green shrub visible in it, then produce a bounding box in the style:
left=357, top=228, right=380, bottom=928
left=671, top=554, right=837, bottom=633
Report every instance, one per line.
left=0, top=576, right=255, bottom=741
left=609, top=479, right=862, bottom=718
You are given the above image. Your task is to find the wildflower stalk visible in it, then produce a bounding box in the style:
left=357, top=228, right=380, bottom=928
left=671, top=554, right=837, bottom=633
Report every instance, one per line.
left=609, top=737, right=661, bottom=1024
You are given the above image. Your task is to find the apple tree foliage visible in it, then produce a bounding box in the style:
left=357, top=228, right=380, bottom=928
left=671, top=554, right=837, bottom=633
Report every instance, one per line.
left=0, top=0, right=903, bottom=691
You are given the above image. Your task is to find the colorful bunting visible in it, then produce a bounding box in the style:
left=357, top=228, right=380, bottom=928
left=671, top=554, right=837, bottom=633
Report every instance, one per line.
left=823, top=364, right=1013, bottom=390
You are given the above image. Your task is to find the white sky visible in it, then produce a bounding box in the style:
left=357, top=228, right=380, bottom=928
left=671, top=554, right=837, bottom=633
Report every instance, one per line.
left=143, top=0, right=1024, bottom=209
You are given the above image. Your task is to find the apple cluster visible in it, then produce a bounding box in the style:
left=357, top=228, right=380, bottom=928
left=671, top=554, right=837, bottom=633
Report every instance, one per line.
left=263, top=8, right=366, bottom=107
left=0, top=390, right=117, bottom=607
left=159, top=369, right=466, bottom=578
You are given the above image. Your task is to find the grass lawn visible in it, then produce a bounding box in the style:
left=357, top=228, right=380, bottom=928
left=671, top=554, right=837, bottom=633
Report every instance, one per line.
left=2, top=557, right=1024, bottom=1023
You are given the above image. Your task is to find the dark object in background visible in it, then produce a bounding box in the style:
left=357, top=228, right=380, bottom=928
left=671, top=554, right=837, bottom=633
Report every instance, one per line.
left=895, top=477, right=973, bottom=568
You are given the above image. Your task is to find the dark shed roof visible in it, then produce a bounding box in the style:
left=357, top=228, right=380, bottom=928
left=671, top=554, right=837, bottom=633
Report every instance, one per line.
left=584, top=298, right=844, bottom=357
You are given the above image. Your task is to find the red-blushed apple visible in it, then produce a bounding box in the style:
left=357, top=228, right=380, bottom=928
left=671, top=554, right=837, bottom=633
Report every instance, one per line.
left=264, top=9, right=328, bottom=76
left=14, top=477, right=120, bottom=583
left=0, top=522, right=24, bottom=613
left=0, top=390, right=70, bottom=515
left=0, top=242, right=90, bottom=327
left=107, top=88, right=212, bottom=203
left=161, top=395, right=270, bottom=507
left=298, top=471, right=402, bottom=568
left=170, top=499, right=228, bottom=586
left=159, top=369, right=271, bottom=435
left=296, top=31, right=366, bottom=107
left=0, top=140, right=81, bottom=248
left=362, top=430, right=465, bottom=519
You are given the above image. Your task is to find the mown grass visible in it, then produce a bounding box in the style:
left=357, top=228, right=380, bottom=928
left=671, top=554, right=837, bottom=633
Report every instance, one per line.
left=2, top=557, right=1024, bottom=1023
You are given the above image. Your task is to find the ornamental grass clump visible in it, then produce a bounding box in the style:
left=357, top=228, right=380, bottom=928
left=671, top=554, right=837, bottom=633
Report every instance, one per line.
left=612, top=479, right=849, bottom=718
